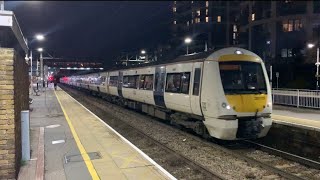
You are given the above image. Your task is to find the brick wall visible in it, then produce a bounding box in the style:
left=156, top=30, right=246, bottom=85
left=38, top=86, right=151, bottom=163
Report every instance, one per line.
left=0, top=48, right=28, bottom=179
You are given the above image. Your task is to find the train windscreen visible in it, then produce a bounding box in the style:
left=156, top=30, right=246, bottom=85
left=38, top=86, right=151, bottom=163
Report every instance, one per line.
left=219, top=61, right=267, bottom=94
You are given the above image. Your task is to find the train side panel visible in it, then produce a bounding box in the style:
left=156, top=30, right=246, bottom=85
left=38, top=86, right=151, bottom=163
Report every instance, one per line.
left=108, top=71, right=119, bottom=96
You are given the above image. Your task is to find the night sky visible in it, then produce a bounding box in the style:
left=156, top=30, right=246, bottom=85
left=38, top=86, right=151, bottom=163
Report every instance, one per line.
left=5, top=1, right=171, bottom=66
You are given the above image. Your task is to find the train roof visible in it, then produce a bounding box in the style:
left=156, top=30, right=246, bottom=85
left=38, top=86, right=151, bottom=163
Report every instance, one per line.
left=69, top=47, right=262, bottom=77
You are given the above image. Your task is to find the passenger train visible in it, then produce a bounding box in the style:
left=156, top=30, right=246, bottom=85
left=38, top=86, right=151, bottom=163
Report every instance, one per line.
left=61, top=47, right=272, bottom=140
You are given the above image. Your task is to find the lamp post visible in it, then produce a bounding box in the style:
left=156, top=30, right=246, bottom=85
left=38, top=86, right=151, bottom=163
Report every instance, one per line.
left=184, top=37, right=192, bottom=55
left=37, top=48, right=44, bottom=91
left=307, top=43, right=320, bottom=90
left=140, top=49, right=148, bottom=63
left=1, top=1, right=4, bottom=11
left=26, top=34, right=45, bottom=93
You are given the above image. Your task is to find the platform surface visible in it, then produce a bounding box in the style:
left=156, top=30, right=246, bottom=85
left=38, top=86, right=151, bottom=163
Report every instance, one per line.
left=54, top=88, right=173, bottom=180
left=272, top=108, right=320, bottom=130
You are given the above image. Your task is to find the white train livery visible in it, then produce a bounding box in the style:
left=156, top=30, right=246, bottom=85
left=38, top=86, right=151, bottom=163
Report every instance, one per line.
left=61, top=47, right=272, bottom=140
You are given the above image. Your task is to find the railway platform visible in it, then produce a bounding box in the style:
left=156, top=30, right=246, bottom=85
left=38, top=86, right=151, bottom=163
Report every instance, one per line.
left=272, top=107, right=320, bottom=131
left=18, top=84, right=174, bottom=180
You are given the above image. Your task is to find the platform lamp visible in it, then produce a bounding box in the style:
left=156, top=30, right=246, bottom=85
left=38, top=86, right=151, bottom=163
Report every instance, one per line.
left=307, top=43, right=320, bottom=90
left=184, top=37, right=192, bottom=55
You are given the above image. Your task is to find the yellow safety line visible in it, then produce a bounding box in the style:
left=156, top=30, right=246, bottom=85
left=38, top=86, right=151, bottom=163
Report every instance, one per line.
left=272, top=114, right=318, bottom=123
left=54, top=90, right=100, bottom=180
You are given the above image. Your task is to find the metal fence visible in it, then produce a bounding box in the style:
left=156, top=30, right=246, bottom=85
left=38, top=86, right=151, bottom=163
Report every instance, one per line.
left=272, top=88, right=320, bottom=109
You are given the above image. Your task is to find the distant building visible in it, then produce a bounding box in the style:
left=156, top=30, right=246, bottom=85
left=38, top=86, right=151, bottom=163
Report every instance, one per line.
left=239, top=1, right=320, bottom=64
left=239, top=1, right=320, bottom=88
left=171, top=1, right=241, bottom=55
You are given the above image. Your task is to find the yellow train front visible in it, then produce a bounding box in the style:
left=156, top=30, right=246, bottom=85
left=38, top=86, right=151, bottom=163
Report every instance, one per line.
left=201, top=47, right=272, bottom=140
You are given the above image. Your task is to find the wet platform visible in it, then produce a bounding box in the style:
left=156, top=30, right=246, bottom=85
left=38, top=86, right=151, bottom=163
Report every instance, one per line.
left=19, top=85, right=175, bottom=180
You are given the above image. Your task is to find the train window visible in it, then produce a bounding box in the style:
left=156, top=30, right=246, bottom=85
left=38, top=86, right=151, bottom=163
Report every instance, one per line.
left=109, top=76, right=118, bottom=87
left=123, top=76, right=129, bottom=87
left=139, top=75, right=145, bottom=89
left=144, top=75, right=154, bottom=90
left=166, top=73, right=182, bottom=93
left=193, top=68, right=201, bottom=96
left=139, top=75, right=153, bottom=90
left=166, top=73, right=190, bottom=94
left=126, top=75, right=138, bottom=89
left=219, top=62, right=267, bottom=94
left=181, top=72, right=190, bottom=94
left=101, top=76, right=106, bottom=85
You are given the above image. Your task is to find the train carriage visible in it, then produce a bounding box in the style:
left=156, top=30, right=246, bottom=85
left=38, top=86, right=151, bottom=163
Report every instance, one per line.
left=61, top=47, right=272, bottom=140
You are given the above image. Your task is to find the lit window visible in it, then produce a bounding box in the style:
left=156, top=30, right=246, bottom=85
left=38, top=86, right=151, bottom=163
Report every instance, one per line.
left=233, top=33, right=236, bottom=40
left=174, top=1, right=176, bottom=4
left=196, top=10, right=200, bottom=16
left=191, top=19, right=194, bottom=24
left=294, top=19, right=302, bottom=31
left=251, top=13, right=255, bottom=21
left=187, top=21, right=190, bottom=26
left=191, top=1, right=193, bottom=3
left=288, top=20, right=293, bottom=31
left=233, top=25, right=237, bottom=32
left=281, top=49, right=287, bottom=58
left=206, top=1, right=209, bottom=7
left=206, top=9, right=208, bottom=15
left=173, top=20, right=177, bottom=25
left=283, top=19, right=302, bottom=32
left=288, top=49, right=292, bottom=57
left=217, top=16, right=221, bottom=22
left=206, top=17, right=209, bottom=23
left=283, top=21, right=289, bottom=32
left=195, top=18, right=200, bottom=23
left=173, top=7, right=176, bottom=12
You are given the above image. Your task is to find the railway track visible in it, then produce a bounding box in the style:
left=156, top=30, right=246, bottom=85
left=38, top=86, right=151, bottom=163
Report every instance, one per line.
left=241, top=140, right=320, bottom=179
left=61, top=85, right=320, bottom=179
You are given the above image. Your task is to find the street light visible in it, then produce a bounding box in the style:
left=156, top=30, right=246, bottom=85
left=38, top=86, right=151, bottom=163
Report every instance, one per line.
left=140, top=50, right=148, bottom=63
left=35, top=34, right=45, bottom=41
left=184, top=37, right=192, bottom=55
left=307, top=43, right=315, bottom=49
left=307, top=43, right=320, bottom=90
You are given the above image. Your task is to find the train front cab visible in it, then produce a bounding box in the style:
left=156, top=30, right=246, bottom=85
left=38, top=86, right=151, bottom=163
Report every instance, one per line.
left=201, top=48, right=272, bottom=140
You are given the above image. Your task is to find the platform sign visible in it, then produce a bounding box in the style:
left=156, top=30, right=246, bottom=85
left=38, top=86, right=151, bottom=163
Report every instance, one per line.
left=276, top=72, right=279, bottom=78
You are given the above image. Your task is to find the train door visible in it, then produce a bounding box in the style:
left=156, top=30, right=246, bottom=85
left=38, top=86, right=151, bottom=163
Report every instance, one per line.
left=106, top=72, right=110, bottom=94
left=154, top=66, right=166, bottom=107
left=117, top=71, right=123, bottom=97
left=190, top=62, right=203, bottom=116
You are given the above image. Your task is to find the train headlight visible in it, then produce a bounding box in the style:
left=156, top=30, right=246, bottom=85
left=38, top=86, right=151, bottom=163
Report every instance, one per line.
left=222, top=103, right=231, bottom=110
left=235, top=50, right=243, bottom=54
